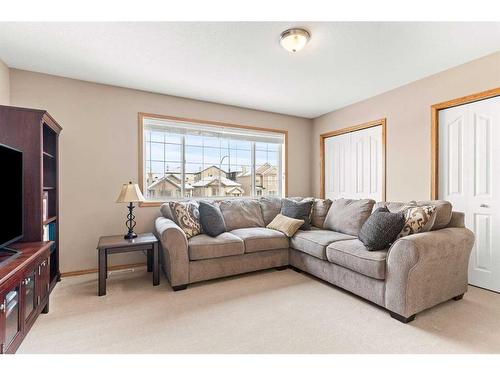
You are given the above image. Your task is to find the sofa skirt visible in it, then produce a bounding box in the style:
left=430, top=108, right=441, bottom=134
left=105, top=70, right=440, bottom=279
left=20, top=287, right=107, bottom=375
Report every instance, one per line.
left=289, top=249, right=386, bottom=307
left=189, top=248, right=289, bottom=284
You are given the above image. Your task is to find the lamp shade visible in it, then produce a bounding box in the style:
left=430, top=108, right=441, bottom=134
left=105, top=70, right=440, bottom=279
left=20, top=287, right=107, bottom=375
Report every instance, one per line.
left=116, top=181, right=146, bottom=203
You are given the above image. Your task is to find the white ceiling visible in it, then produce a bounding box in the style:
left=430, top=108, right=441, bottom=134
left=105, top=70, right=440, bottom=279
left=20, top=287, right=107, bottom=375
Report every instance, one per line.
left=0, top=22, right=499, bottom=118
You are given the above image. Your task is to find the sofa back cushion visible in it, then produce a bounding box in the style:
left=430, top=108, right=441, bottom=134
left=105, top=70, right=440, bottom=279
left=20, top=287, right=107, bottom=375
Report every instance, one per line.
left=374, top=200, right=452, bottom=231
left=219, top=199, right=265, bottom=231
left=259, top=197, right=283, bottom=226
left=323, top=198, right=376, bottom=236
left=311, top=199, right=332, bottom=228
left=160, top=202, right=174, bottom=221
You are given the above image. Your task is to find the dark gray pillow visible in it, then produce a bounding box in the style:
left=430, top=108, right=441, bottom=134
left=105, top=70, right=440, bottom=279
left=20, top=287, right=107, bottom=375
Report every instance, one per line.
left=358, top=207, right=405, bottom=251
left=199, top=201, right=226, bottom=237
left=281, top=198, right=313, bottom=230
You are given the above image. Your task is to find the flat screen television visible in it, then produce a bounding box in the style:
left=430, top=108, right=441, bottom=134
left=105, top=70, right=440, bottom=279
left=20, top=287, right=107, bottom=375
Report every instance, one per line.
left=0, top=143, right=23, bottom=248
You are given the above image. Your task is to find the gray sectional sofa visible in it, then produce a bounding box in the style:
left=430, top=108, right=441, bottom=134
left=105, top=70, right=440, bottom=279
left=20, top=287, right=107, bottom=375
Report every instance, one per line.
left=155, top=197, right=475, bottom=323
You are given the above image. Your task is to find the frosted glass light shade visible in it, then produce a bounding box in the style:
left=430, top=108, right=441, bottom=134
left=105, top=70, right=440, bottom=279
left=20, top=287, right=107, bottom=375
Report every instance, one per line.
left=280, top=28, right=310, bottom=53
left=116, top=181, right=145, bottom=203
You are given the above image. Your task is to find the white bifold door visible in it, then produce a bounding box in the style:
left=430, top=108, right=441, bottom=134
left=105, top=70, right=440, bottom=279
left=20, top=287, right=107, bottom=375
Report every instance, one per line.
left=439, top=96, right=500, bottom=292
left=324, top=125, right=383, bottom=202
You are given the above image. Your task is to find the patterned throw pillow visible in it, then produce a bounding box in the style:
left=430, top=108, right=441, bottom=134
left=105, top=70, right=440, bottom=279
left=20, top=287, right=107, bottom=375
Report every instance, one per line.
left=267, top=214, right=305, bottom=237
left=169, top=201, right=202, bottom=239
left=397, top=204, right=437, bottom=238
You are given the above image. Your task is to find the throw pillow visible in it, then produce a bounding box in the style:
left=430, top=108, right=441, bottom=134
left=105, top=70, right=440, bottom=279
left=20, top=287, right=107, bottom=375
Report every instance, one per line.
left=358, top=207, right=405, bottom=251
left=267, top=213, right=305, bottom=237
left=311, top=198, right=332, bottom=228
left=198, top=201, right=226, bottom=237
left=323, top=198, right=376, bottom=236
left=397, top=204, right=437, bottom=238
left=281, top=198, right=314, bottom=230
left=414, top=200, right=452, bottom=230
left=168, top=201, right=202, bottom=239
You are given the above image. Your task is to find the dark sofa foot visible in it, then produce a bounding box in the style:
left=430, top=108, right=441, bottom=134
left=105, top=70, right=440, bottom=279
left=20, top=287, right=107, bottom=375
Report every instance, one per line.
left=275, top=266, right=288, bottom=271
left=390, top=311, right=416, bottom=323
left=172, top=284, right=188, bottom=291
left=289, top=266, right=302, bottom=273
left=452, top=293, right=464, bottom=301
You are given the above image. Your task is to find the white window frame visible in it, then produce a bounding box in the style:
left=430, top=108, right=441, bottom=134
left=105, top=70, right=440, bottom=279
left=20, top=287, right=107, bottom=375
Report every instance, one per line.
left=138, top=113, right=287, bottom=205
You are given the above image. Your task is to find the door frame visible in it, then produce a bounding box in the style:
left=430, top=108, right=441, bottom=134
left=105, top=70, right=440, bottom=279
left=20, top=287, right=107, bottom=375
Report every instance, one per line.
left=431, top=87, right=500, bottom=199
left=319, top=118, right=387, bottom=199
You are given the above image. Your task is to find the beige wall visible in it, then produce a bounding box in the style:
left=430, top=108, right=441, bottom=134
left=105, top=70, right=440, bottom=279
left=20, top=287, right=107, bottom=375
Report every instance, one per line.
left=9, top=69, right=313, bottom=273
left=312, top=51, right=500, bottom=201
left=0, top=58, right=9, bottom=105
left=8, top=51, right=500, bottom=273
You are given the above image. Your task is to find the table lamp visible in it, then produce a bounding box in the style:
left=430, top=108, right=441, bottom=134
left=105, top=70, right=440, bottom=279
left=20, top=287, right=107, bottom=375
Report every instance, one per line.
left=116, top=181, right=145, bottom=239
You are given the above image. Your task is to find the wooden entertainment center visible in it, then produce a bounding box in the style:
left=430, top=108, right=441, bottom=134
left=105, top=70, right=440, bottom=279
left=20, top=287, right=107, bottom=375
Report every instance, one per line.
left=0, top=105, right=62, bottom=353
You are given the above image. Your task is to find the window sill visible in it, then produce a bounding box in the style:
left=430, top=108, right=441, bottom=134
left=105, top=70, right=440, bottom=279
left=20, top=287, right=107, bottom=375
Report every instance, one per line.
left=139, top=195, right=285, bottom=208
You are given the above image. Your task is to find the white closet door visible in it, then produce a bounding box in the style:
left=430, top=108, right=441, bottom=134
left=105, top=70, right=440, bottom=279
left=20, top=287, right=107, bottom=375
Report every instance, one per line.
left=324, top=132, right=351, bottom=200
left=349, top=125, right=383, bottom=201
left=439, top=96, right=500, bottom=292
left=324, top=125, right=383, bottom=201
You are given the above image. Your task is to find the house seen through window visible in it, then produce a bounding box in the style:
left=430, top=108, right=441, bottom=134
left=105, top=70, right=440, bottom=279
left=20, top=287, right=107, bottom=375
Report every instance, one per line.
left=141, top=116, right=286, bottom=200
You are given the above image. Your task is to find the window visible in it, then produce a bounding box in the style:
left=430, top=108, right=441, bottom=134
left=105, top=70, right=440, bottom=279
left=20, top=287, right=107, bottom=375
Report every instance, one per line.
left=140, top=115, right=286, bottom=201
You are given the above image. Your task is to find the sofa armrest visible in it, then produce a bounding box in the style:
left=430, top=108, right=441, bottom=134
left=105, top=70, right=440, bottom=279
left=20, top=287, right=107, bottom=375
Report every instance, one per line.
left=385, top=227, right=474, bottom=318
left=155, top=217, right=189, bottom=287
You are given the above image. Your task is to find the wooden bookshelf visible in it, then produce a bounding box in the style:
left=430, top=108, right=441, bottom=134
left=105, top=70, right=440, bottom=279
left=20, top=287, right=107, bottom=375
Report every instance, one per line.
left=43, top=216, right=57, bottom=225
left=0, top=105, right=62, bottom=289
left=42, top=151, right=55, bottom=159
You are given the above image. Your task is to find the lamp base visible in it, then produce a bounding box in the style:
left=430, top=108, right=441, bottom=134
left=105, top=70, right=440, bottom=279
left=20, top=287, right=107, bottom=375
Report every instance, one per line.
left=124, top=202, right=138, bottom=240
left=124, top=232, right=138, bottom=240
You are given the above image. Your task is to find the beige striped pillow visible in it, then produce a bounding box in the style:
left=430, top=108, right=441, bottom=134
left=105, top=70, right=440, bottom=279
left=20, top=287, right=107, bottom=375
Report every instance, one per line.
left=267, top=213, right=305, bottom=237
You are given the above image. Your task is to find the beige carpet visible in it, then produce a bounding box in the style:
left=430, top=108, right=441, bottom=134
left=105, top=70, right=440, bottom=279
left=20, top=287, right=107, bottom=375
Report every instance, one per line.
left=18, top=267, right=500, bottom=354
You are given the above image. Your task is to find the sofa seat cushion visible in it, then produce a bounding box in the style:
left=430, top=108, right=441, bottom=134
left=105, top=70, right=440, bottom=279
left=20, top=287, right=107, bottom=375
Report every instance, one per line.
left=290, top=228, right=355, bottom=260
left=326, top=239, right=388, bottom=280
left=188, top=233, right=244, bottom=261
left=230, top=227, right=289, bottom=253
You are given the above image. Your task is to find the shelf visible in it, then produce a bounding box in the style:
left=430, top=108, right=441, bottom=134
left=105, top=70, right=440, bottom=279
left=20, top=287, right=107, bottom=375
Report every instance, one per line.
left=42, top=151, right=55, bottom=159
left=43, top=186, right=55, bottom=190
left=43, top=216, right=57, bottom=225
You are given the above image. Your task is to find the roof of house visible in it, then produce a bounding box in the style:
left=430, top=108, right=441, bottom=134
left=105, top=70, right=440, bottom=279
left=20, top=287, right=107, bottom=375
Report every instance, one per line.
left=237, top=163, right=276, bottom=177
left=195, top=165, right=227, bottom=175
left=148, top=175, right=193, bottom=190
left=192, top=176, right=242, bottom=188
left=226, top=186, right=245, bottom=194
left=256, top=163, right=277, bottom=175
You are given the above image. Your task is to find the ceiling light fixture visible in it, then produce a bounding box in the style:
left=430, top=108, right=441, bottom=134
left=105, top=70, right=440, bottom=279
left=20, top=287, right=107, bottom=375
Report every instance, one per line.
left=280, top=28, right=310, bottom=53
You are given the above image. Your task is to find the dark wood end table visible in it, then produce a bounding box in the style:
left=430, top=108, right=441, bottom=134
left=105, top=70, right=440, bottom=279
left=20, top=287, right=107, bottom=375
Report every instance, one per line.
left=96, top=233, right=159, bottom=296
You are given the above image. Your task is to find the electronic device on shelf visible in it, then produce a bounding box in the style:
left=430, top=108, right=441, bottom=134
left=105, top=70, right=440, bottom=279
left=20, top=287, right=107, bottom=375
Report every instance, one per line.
left=0, top=248, right=20, bottom=267
left=0, top=143, right=23, bottom=256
